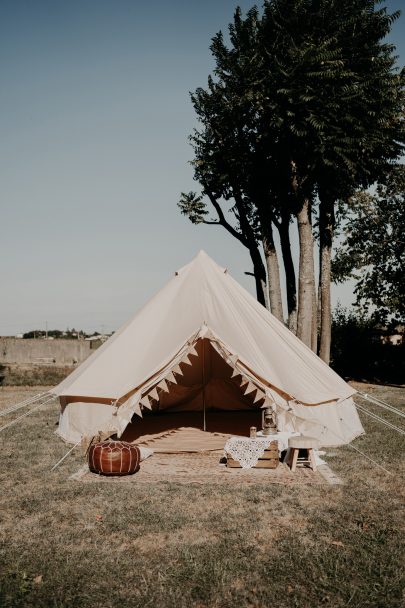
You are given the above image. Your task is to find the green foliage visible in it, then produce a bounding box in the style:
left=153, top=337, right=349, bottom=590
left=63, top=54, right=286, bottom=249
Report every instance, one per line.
left=178, top=192, right=208, bottom=224
left=184, top=0, right=404, bottom=217
left=22, top=329, right=89, bottom=339
left=333, top=165, right=405, bottom=323
left=179, top=0, right=404, bottom=324
left=331, top=305, right=405, bottom=383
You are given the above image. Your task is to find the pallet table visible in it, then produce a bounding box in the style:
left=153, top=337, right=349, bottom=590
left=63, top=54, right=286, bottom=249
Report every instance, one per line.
left=225, top=439, right=279, bottom=469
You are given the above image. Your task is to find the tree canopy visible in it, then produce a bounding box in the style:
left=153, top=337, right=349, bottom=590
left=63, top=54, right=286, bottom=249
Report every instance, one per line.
left=179, top=0, right=404, bottom=360
left=333, top=164, right=405, bottom=324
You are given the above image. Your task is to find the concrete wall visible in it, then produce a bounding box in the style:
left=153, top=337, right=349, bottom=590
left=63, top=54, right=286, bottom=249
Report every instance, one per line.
left=0, top=338, right=101, bottom=366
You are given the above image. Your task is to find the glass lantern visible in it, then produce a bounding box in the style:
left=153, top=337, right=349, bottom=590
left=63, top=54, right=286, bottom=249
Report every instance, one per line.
left=261, top=406, right=277, bottom=436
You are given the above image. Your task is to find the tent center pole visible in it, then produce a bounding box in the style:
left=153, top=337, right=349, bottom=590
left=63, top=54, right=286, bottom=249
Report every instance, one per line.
left=202, top=338, right=206, bottom=432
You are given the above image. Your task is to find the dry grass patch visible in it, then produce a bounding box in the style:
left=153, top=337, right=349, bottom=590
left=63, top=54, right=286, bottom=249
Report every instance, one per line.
left=1, top=365, right=73, bottom=386
left=0, top=383, right=404, bottom=607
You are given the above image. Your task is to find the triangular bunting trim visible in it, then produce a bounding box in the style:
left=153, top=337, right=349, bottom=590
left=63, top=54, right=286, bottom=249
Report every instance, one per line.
left=172, top=364, right=184, bottom=376
left=149, top=387, right=159, bottom=401
left=165, top=371, right=177, bottom=384
left=157, top=379, right=169, bottom=393
left=244, top=381, right=256, bottom=395
left=140, top=396, right=151, bottom=409
left=262, top=396, right=275, bottom=409
left=133, top=402, right=143, bottom=418
left=188, top=344, right=199, bottom=357
left=240, top=375, right=249, bottom=387
left=181, top=354, right=192, bottom=366
left=253, top=389, right=265, bottom=403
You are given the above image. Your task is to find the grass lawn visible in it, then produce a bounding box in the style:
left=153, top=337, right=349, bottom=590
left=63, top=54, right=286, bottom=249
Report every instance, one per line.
left=0, top=383, right=404, bottom=608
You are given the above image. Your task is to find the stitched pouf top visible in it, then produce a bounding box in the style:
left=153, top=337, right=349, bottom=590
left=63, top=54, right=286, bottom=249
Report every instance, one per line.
left=88, top=440, right=140, bottom=476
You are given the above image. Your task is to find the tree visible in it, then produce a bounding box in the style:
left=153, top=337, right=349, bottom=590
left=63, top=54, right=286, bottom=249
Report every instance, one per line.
left=331, top=304, right=405, bottom=383
left=180, top=15, right=286, bottom=317
left=179, top=189, right=270, bottom=308
left=179, top=7, right=301, bottom=324
left=179, top=0, right=404, bottom=357
left=333, top=165, right=405, bottom=324
left=312, top=0, right=405, bottom=362
left=258, top=0, right=404, bottom=357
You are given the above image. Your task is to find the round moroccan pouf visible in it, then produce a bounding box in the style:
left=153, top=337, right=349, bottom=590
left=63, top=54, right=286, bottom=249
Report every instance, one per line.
left=88, top=441, right=141, bottom=476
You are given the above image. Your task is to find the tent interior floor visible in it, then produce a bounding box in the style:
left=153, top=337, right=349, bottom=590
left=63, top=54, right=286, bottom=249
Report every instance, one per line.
left=120, top=409, right=262, bottom=452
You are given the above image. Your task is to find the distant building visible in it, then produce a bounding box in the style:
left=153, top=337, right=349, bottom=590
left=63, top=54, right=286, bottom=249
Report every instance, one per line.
left=85, top=334, right=109, bottom=343
left=84, top=334, right=109, bottom=349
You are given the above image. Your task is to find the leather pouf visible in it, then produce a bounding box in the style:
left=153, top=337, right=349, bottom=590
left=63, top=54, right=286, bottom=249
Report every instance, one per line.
left=88, top=441, right=140, bottom=476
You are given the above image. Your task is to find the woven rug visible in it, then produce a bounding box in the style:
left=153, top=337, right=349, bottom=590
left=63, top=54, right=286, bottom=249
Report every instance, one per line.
left=135, top=426, right=232, bottom=453
left=70, top=453, right=341, bottom=485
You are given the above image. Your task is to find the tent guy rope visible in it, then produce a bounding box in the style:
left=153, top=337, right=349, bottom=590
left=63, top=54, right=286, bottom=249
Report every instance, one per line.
left=355, top=403, right=405, bottom=436
left=0, top=395, right=56, bottom=434
left=356, top=391, right=405, bottom=419
left=323, top=412, right=395, bottom=477
left=0, top=391, right=51, bottom=417
left=287, top=402, right=396, bottom=477
left=51, top=441, right=81, bottom=471
left=345, top=441, right=394, bottom=476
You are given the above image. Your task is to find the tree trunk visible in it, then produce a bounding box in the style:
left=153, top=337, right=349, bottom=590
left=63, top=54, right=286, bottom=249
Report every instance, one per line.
left=277, top=213, right=297, bottom=333
left=226, top=185, right=270, bottom=309
left=311, top=281, right=318, bottom=353
left=318, top=198, right=334, bottom=364
left=317, top=274, right=322, bottom=337
left=250, top=245, right=268, bottom=308
left=296, top=198, right=316, bottom=348
left=261, top=277, right=270, bottom=310
left=262, top=227, right=284, bottom=322
left=203, top=188, right=268, bottom=307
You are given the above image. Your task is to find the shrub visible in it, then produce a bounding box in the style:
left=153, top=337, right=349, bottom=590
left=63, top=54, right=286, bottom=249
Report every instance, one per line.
left=330, top=305, right=405, bottom=384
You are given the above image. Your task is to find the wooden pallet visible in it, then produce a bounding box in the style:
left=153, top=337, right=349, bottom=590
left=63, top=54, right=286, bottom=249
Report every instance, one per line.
left=226, top=440, right=279, bottom=469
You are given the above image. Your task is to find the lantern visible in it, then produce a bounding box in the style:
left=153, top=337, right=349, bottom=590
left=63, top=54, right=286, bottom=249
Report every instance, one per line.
left=261, top=406, right=277, bottom=436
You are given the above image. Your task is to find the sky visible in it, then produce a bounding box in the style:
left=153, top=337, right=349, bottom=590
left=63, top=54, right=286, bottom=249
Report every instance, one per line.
left=1, top=0, right=404, bottom=335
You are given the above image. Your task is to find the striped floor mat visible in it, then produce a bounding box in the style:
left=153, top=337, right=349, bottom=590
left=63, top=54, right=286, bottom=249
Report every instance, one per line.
left=136, top=426, right=231, bottom=453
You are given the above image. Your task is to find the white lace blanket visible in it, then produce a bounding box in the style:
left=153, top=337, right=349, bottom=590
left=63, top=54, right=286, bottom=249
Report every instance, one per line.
left=224, top=437, right=277, bottom=469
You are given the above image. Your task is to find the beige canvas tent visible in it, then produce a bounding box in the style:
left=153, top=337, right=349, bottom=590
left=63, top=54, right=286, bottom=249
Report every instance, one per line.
left=53, top=250, right=364, bottom=448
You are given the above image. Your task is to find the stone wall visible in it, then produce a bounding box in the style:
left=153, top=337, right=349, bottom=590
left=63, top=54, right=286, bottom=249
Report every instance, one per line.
left=0, top=338, right=101, bottom=367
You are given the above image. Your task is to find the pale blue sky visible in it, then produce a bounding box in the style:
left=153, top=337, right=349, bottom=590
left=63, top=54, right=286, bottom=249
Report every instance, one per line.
left=1, top=1, right=404, bottom=335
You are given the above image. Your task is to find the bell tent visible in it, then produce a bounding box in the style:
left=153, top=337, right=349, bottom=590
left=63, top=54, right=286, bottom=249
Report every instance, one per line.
left=52, top=250, right=364, bottom=447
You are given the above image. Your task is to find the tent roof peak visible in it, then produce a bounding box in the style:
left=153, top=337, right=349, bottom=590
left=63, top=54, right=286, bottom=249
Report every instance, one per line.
left=176, top=250, right=227, bottom=276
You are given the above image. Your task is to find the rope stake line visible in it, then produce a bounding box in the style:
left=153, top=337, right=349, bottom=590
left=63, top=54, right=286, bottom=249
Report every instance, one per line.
left=355, top=403, right=405, bottom=436
left=345, top=442, right=394, bottom=476
left=356, top=403, right=405, bottom=434
left=0, top=396, right=57, bottom=434
left=362, top=392, right=404, bottom=410
left=51, top=441, right=81, bottom=471
left=288, top=400, right=396, bottom=477
left=357, top=391, right=405, bottom=419
left=336, top=411, right=395, bottom=477
left=0, top=392, right=51, bottom=417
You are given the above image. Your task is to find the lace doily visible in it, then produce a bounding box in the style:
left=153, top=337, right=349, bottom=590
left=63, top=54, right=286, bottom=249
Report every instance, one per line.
left=225, top=437, right=276, bottom=469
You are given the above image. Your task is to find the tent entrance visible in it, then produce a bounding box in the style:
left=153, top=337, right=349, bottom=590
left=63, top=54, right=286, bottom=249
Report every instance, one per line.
left=120, top=339, right=263, bottom=448
left=154, top=339, right=261, bottom=416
